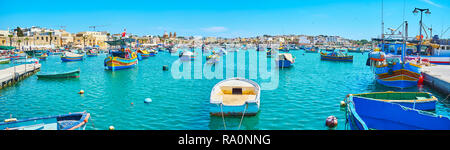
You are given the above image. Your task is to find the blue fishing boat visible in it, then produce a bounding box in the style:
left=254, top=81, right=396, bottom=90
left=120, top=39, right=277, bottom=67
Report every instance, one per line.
left=346, top=96, right=450, bottom=130
left=210, top=78, right=260, bottom=116
left=104, top=38, right=138, bottom=71
left=61, top=52, right=83, bottom=62
left=349, top=91, right=437, bottom=111
left=266, top=48, right=274, bottom=57
left=276, top=53, right=295, bottom=68
left=320, top=49, right=353, bottom=62
left=149, top=49, right=157, bottom=56
left=0, top=112, right=90, bottom=130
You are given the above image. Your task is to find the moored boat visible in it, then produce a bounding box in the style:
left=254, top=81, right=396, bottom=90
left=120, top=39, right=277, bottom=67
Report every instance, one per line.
left=179, top=51, right=196, bottom=61
left=266, top=48, right=274, bottom=57
left=346, top=95, right=450, bottom=130
left=137, top=49, right=150, bottom=59
left=37, top=69, right=80, bottom=78
left=39, top=53, right=48, bottom=60
left=0, top=112, right=90, bottom=130
left=61, top=52, right=83, bottom=62
left=104, top=38, right=139, bottom=71
left=320, top=49, right=353, bottom=62
left=348, top=91, right=437, bottom=111
left=86, top=49, right=99, bottom=57
left=276, top=53, right=295, bottom=68
left=210, top=78, right=260, bottom=116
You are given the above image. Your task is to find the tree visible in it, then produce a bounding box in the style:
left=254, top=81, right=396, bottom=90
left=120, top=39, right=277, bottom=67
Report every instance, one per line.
left=17, top=40, right=21, bottom=49
left=16, top=27, right=24, bottom=37
left=48, top=32, right=53, bottom=46
left=8, top=35, right=13, bottom=46
left=24, top=37, right=29, bottom=46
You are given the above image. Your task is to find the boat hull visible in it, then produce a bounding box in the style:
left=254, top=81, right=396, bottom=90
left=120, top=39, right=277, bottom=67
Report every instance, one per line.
left=320, top=55, right=353, bottom=62
left=210, top=103, right=259, bottom=116
left=351, top=92, right=437, bottom=111
left=86, top=53, right=98, bottom=57
left=278, top=60, right=292, bottom=68
left=61, top=56, right=83, bottom=62
left=347, top=96, right=450, bottom=130
left=375, top=63, right=421, bottom=88
left=37, top=70, right=80, bottom=78
left=0, top=112, right=90, bottom=130
left=104, top=56, right=138, bottom=70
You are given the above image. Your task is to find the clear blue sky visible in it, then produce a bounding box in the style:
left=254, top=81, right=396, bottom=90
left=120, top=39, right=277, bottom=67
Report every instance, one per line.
left=0, top=0, right=448, bottom=40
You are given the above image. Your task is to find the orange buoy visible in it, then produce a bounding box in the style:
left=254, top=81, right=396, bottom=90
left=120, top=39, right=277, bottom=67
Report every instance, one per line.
left=131, top=102, right=134, bottom=105
left=325, top=116, right=338, bottom=128
left=78, top=90, right=85, bottom=94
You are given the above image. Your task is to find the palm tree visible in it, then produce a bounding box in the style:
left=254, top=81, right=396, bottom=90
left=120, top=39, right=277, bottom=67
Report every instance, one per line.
left=17, top=40, right=21, bottom=49
left=24, top=37, right=29, bottom=46
left=82, top=35, right=87, bottom=50
left=8, top=35, right=13, bottom=46
left=48, top=32, right=53, bottom=46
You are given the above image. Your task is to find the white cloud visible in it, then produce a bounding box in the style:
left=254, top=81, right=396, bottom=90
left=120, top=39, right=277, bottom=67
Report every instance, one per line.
left=202, top=26, right=227, bottom=32
left=421, top=0, right=443, bottom=8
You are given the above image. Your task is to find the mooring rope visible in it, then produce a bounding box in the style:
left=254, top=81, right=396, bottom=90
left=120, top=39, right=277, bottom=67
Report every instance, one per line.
left=238, top=104, right=248, bottom=130
left=438, top=94, right=450, bottom=107
left=220, top=103, right=227, bottom=130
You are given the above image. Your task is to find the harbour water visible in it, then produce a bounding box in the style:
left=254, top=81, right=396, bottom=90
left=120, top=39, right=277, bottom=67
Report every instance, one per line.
left=0, top=49, right=448, bottom=130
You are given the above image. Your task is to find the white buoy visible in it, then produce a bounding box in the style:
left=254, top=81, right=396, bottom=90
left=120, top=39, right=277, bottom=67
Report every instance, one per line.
left=144, top=98, right=152, bottom=103
left=109, top=126, right=115, bottom=130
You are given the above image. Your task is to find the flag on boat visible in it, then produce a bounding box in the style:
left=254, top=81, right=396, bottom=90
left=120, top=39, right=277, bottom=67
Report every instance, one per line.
left=122, top=29, right=126, bottom=37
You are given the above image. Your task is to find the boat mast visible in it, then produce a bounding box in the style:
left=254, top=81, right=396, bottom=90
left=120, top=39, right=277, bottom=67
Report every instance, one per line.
left=381, top=0, right=384, bottom=51
left=402, top=21, right=408, bottom=63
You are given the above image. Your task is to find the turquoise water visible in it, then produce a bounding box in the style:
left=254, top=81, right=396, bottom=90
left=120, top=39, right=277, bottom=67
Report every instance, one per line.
left=0, top=49, right=449, bottom=130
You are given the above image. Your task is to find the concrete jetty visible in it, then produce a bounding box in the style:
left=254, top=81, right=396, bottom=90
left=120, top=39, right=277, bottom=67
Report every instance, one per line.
left=0, top=64, right=41, bottom=89
left=422, top=65, right=450, bottom=97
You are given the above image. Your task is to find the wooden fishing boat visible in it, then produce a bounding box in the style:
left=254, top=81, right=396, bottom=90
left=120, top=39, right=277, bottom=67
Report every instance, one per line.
left=37, top=69, right=80, bottom=78
left=39, top=53, right=48, bottom=60
left=86, top=49, right=99, bottom=57
left=368, top=50, right=421, bottom=88
left=210, top=78, right=260, bottom=116
left=276, top=53, right=295, bottom=68
left=0, top=112, right=90, bottom=130
left=179, top=51, right=196, bottom=61
left=149, top=49, right=157, bottom=56
left=349, top=91, right=437, bottom=111
left=206, top=54, right=220, bottom=64
left=104, top=38, right=139, bottom=71
left=61, top=52, right=83, bottom=62
left=320, top=49, right=353, bottom=62
left=266, top=48, right=274, bottom=57
left=137, top=49, right=150, bottom=59
left=346, top=95, right=450, bottom=130
left=104, top=50, right=138, bottom=70
left=305, top=47, right=318, bottom=53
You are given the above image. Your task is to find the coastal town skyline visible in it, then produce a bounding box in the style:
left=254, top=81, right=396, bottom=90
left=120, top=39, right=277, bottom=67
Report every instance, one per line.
left=0, top=0, right=448, bottom=40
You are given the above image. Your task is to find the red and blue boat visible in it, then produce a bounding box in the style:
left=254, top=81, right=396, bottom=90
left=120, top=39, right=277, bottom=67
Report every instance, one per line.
left=104, top=38, right=138, bottom=71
